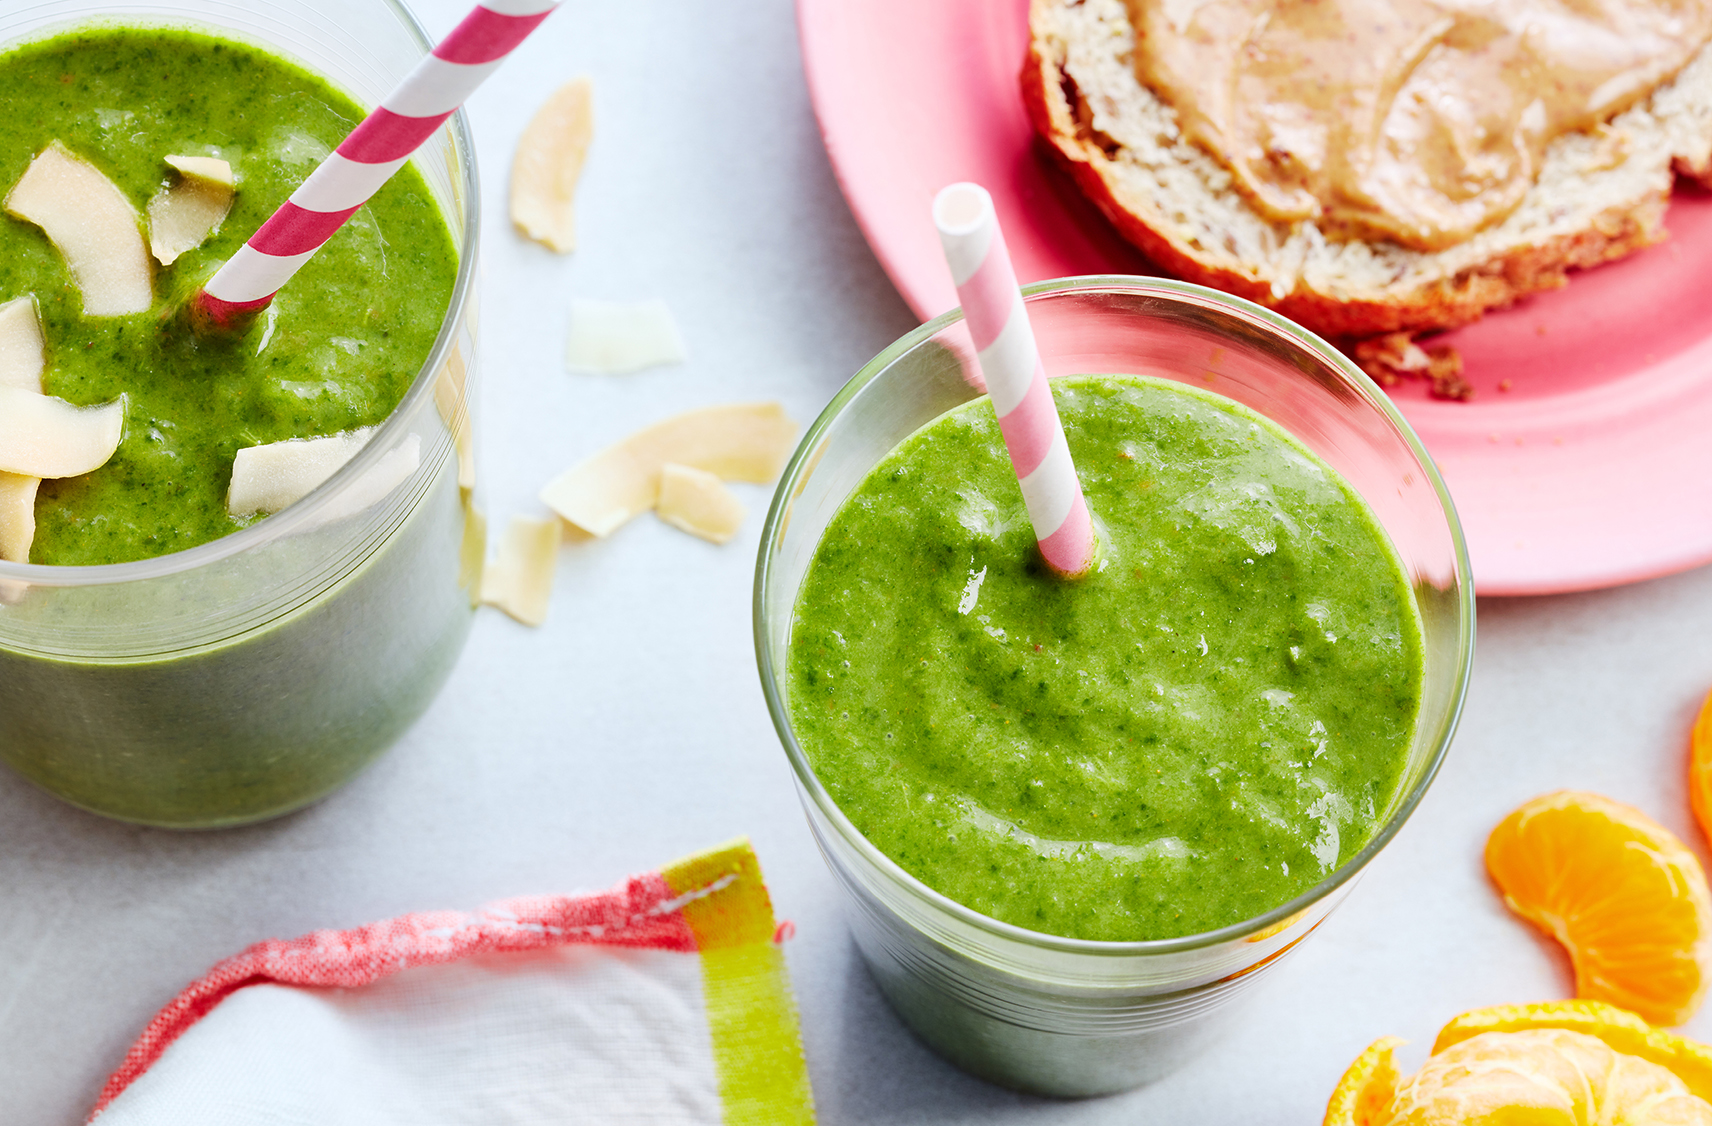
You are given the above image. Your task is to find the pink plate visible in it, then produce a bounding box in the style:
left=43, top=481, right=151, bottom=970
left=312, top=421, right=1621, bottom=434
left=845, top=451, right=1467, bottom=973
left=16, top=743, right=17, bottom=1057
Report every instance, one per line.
left=798, top=0, right=1712, bottom=596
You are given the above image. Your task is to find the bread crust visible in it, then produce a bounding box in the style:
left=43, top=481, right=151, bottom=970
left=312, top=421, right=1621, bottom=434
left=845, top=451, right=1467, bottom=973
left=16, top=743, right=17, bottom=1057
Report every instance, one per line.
left=1021, top=0, right=1680, bottom=340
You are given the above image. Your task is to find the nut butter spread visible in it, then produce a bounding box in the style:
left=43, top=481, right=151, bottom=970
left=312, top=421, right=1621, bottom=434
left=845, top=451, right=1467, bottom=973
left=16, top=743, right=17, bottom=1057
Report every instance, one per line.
left=1128, top=0, right=1712, bottom=249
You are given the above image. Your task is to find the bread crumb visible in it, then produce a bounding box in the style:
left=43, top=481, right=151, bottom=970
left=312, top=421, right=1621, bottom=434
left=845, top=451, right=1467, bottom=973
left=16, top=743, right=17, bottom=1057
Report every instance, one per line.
left=1425, top=347, right=1471, bottom=401
left=1352, top=332, right=1470, bottom=400
left=1353, top=332, right=1423, bottom=386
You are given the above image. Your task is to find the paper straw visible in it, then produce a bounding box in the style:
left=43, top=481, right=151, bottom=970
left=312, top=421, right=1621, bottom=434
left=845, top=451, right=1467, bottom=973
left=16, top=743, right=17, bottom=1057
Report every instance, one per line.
left=933, top=182, right=1095, bottom=577
left=190, top=0, right=563, bottom=331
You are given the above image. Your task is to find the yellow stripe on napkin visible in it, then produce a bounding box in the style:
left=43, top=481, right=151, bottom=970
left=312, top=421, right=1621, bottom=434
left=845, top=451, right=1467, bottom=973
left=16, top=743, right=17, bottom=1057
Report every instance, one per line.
left=664, top=838, right=815, bottom=1125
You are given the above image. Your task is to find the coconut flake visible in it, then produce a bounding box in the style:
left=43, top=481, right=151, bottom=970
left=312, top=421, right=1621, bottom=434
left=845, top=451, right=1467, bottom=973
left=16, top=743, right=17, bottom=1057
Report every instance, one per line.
left=0, top=471, right=39, bottom=563
left=434, top=347, right=474, bottom=490
left=480, top=514, right=559, bottom=626
left=655, top=462, right=745, bottom=543
left=228, top=427, right=373, bottom=516
left=458, top=495, right=487, bottom=601
left=164, top=154, right=234, bottom=187
left=564, top=298, right=688, bottom=375
left=5, top=142, right=151, bottom=315
left=147, top=156, right=235, bottom=265
left=540, top=402, right=797, bottom=537
left=511, top=77, right=593, bottom=253
left=228, top=427, right=423, bottom=521
left=0, top=297, right=49, bottom=562
left=317, top=434, right=420, bottom=524
left=0, top=297, right=45, bottom=393
left=0, top=386, right=124, bottom=478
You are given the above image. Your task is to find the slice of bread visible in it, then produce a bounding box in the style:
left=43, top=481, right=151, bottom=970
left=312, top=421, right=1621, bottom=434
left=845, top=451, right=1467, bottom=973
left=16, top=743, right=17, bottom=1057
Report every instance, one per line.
left=1023, top=0, right=1712, bottom=341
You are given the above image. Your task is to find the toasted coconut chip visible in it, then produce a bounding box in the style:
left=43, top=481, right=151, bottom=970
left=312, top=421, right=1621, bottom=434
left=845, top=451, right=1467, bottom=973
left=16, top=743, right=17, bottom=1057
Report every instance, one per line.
left=0, top=296, right=44, bottom=394
left=0, top=471, right=39, bottom=563
left=540, top=402, right=798, bottom=537
left=511, top=77, right=593, bottom=253
left=656, top=462, right=745, bottom=544
left=458, top=494, right=487, bottom=604
left=316, top=434, right=420, bottom=524
left=164, top=154, right=234, bottom=188
left=0, top=387, right=124, bottom=478
left=148, top=158, right=235, bottom=266
left=5, top=142, right=151, bottom=315
left=228, top=427, right=422, bottom=522
left=564, top=298, right=688, bottom=374
left=434, top=346, right=474, bottom=490
left=0, top=298, right=48, bottom=561
left=228, top=427, right=374, bottom=516
left=480, top=514, right=558, bottom=626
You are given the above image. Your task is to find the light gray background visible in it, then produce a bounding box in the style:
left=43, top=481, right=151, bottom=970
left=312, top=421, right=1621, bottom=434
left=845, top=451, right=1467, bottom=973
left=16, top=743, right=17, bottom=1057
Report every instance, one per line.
left=5, top=0, right=1712, bottom=1121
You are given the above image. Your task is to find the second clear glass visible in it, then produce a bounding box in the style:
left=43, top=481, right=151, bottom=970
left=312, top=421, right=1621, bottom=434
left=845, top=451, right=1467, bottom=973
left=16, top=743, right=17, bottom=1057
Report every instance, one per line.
left=756, top=277, right=1475, bottom=1095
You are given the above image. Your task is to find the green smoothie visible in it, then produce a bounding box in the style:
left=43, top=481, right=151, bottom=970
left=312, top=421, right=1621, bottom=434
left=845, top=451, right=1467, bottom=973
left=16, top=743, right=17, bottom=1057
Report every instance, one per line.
left=0, top=27, right=456, bottom=564
left=788, top=375, right=1423, bottom=941
left=0, top=22, right=473, bottom=826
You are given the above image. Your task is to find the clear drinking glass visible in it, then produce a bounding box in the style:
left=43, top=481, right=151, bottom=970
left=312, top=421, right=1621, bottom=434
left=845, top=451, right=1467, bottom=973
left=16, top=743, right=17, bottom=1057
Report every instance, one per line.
left=755, top=277, right=1475, bottom=1096
left=0, top=0, right=481, bottom=828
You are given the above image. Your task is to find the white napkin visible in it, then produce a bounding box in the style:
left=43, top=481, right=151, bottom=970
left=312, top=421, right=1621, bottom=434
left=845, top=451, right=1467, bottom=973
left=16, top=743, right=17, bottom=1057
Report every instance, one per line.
left=90, top=839, right=814, bottom=1125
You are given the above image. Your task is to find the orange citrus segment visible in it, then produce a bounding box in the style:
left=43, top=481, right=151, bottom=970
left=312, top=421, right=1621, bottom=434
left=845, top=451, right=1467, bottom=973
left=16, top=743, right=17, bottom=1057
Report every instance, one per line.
left=1484, top=790, right=1712, bottom=1026
left=1324, top=1005, right=1712, bottom=1126
left=1690, top=689, right=1712, bottom=855
left=1383, top=1028, right=1712, bottom=1125
left=1247, top=907, right=1310, bottom=944
left=1432, top=1000, right=1712, bottom=1104
left=1324, top=1037, right=1405, bottom=1126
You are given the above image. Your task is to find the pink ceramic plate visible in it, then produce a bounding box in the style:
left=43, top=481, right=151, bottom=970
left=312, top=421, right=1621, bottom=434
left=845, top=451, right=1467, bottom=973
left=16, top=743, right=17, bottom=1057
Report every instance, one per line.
left=798, top=0, right=1712, bottom=596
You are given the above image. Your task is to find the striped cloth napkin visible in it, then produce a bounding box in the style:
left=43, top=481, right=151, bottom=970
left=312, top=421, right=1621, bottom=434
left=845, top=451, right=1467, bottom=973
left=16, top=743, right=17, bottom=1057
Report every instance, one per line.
left=89, top=839, right=814, bottom=1125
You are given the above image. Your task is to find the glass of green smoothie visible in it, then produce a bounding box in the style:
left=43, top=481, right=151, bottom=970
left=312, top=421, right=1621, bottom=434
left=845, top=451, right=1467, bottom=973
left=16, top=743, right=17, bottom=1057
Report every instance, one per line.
left=756, top=277, right=1474, bottom=1095
left=0, top=0, right=480, bottom=827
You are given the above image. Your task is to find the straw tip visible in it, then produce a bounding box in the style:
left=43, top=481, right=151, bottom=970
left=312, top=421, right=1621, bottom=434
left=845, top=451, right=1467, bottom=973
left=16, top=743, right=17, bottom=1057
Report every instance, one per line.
left=1038, top=498, right=1098, bottom=578
left=933, top=182, right=993, bottom=237
left=180, top=288, right=269, bottom=338
left=1043, top=544, right=1098, bottom=580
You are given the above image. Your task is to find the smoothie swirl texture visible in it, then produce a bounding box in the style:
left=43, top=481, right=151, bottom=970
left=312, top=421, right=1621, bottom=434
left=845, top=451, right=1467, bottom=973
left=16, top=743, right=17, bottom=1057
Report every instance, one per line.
left=0, top=28, right=456, bottom=565
left=787, top=375, right=1424, bottom=942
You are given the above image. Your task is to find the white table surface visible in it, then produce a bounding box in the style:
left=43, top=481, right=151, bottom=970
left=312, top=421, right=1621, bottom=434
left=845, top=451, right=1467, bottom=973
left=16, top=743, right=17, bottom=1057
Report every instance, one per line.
left=7, top=1, right=1712, bottom=1121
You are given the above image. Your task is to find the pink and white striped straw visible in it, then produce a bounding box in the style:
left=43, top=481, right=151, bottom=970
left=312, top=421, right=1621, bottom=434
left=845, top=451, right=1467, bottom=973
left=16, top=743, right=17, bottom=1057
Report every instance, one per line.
left=933, top=182, right=1095, bottom=577
left=190, top=0, right=562, bottom=331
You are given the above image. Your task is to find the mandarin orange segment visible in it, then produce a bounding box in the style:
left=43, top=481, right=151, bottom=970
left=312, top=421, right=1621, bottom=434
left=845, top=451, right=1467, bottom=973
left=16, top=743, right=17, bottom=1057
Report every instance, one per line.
left=1484, top=791, right=1712, bottom=1026
left=1324, top=1007, right=1712, bottom=1126
left=1380, top=1028, right=1712, bottom=1126
left=1690, top=689, right=1712, bottom=855
left=1431, top=1000, right=1712, bottom=1105
left=1433, top=999, right=1651, bottom=1054
left=1246, top=907, right=1310, bottom=944
left=1324, top=1037, right=1405, bottom=1126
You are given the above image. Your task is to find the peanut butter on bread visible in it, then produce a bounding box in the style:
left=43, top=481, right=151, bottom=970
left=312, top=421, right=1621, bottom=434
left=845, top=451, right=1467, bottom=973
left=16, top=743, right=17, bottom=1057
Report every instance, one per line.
left=1130, top=0, right=1712, bottom=251
left=1024, top=0, right=1712, bottom=339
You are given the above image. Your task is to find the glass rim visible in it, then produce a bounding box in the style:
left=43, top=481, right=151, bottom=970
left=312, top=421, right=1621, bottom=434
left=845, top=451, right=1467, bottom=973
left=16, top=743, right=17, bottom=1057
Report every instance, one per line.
left=754, top=274, right=1477, bottom=958
left=0, top=0, right=481, bottom=588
